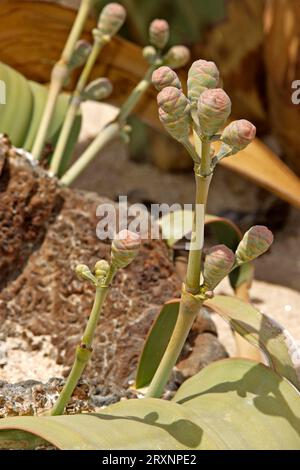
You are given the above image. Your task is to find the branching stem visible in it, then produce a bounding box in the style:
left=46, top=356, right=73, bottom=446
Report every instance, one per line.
left=51, top=266, right=116, bottom=416
left=146, top=140, right=212, bottom=398
left=50, top=35, right=107, bottom=175
left=32, top=0, right=93, bottom=160
left=60, top=64, right=157, bottom=185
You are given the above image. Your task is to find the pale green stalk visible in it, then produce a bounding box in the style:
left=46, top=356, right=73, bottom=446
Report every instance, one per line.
left=145, top=290, right=203, bottom=398
left=191, top=108, right=202, bottom=157
left=50, top=36, right=107, bottom=175
left=146, top=140, right=212, bottom=398
left=60, top=64, right=157, bottom=186
left=118, top=65, right=157, bottom=124
left=32, top=0, right=93, bottom=161
left=50, top=346, right=92, bottom=416
left=51, top=267, right=116, bottom=416
left=50, top=101, right=79, bottom=176
left=185, top=143, right=211, bottom=294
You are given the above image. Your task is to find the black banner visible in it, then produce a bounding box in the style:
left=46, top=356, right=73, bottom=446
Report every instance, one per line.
left=0, top=450, right=299, bottom=465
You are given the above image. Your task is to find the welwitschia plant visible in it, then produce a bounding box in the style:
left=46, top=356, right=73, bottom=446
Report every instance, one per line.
left=145, top=61, right=273, bottom=398
left=1, top=59, right=299, bottom=451
left=60, top=20, right=190, bottom=185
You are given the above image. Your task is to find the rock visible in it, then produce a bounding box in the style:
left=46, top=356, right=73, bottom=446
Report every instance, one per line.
left=0, top=378, right=92, bottom=418
left=177, top=333, right=228, bottom=379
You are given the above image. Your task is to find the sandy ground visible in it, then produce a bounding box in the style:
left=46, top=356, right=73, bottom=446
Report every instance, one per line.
left=0, top=329, right=65, bottom=382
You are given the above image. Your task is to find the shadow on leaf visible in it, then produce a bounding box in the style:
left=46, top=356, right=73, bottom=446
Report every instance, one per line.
left=93, top=411, right=203, bottom=448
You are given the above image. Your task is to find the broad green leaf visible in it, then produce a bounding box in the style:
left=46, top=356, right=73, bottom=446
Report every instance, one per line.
left=0, top=399, right=219, bottom=450
left=0, top=359, right=299, bottom=450
left=136, top=294, right=300, bottom=391
left=0, top=62, right=33, bottom=147
left=204, top=295, right=300, bottom=391
left=48, top=94, right=74, bottom=145
left=91, top=399, right=219, bottom=450
left=135, top=299, right=180, bottom=389
left=174, top=358, right=300, bottom=449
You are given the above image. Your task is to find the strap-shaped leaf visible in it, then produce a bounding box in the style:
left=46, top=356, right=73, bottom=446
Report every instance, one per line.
left=0, top=399, right=219, bottom=450
left=0, top=359, right=299, bottom=450
left=205, top=295, right=300, bottom=391
left=135, top=299, right=180, bottom=389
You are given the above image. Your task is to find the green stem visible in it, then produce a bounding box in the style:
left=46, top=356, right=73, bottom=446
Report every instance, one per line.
left=145, top=290, right=203, bottom=398
left=59, top=64, right=157, bottom=185
left=61, top=0, right=94, bottom=63
left=76, top=39, right=105, bottom=93
left=185, top=177, right=211, bottom=294
left=117, top=64, right=157, bottom=124
left=81, top=285, right=109, bottom=348
left=50, top=100, right=79, bottom=175
left=51, top=285, right=108, bottom=416
left=50, top=345, right=92, bottom=416
left=51, top=265, right=117, bottom=417
left=200, top=140, right=212, bottom=176
left=32, top=0, right=93, bottom=160
left=146, top=142, right=212, bottom=398
left=31, top=70, right=66, bottom=161
left=181, top=138, right=200, bottom=163
left=50, top=37, right=106, bottom=176
left=60, top=122, right=120, bottom=186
